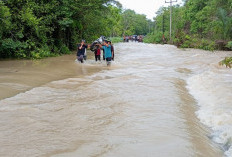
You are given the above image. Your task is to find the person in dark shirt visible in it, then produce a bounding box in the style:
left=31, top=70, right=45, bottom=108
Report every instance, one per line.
left=109, top=41, right=114, bottom=61
left=77, top=40, right=89, bottom=63
left=102, top=48, right=105, bottom=60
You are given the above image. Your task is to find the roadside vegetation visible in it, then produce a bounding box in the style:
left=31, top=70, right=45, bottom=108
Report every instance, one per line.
left=144, top=0, right=232, bottom=52
left=0, top=0, right=231, bottom=64
left=0, top=0, right=152, bottom=59
left=109, top=37, right=123, bottom=43
left=143, top=0, right=232, bottom=68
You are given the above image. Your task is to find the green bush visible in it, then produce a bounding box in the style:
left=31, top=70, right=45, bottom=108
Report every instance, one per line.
left=226, top=41, right=232, bottom=50
left=60, top=45, right=71, bottom=54
left=174, top=31, right=192, bottom=48
left=109, top=37, right=123, bottom=43
left=196, top=39, right=216, bottom=51
left=143, top=32, right=167, bottom=44
left=0, top=38, right=29, bottom=58
left=143, top=34, right=156, bottom=43
left=219, top=57, right=232, bottom=68
left=173, top=32, right=216, bottom=51
left=31, top=46, right=59, bottom=59
left=181, top=40, right=192, bottom=48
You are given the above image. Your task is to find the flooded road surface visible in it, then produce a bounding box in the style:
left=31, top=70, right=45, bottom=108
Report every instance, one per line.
left=0, top=43, right=232, bottom=157
left=0, top=54, right=102, bottom=100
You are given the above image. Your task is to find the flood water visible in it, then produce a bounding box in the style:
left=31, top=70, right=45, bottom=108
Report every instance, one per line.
left=0, top=42, right=232, bottom=157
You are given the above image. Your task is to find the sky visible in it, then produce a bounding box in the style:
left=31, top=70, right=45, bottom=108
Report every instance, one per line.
left=117, top=0, right=183, bottom=20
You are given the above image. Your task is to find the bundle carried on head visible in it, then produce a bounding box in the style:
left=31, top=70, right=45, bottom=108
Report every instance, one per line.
left=90, top=36, right=107, bottom=51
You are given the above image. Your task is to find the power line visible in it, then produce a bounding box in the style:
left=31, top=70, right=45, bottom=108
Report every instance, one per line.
left=165, top=0, right=177, bottom=43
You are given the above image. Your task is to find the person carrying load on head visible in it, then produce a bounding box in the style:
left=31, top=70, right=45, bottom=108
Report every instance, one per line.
left=97, top=40, right=112, bottom=66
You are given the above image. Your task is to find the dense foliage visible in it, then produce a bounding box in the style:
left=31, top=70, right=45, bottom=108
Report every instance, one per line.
left=0, top=0, right=151, bottom=59
left=144, top=0, right=232, bottom=51
left=2, top=0, right=231, bottom=59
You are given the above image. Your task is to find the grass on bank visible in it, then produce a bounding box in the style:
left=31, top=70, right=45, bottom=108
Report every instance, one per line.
left=144, top=32, right=232, bottom=51
left=109, top=37, right=123, bottom=43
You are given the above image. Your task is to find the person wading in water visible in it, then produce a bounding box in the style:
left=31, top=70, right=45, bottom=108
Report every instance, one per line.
left=77, top=40, right=89, bottom=63
left=109, top=41, right=114, bottom=61
left=97, top=40, right=113, bottom=66
left=94, top=45, right=101, bottom=62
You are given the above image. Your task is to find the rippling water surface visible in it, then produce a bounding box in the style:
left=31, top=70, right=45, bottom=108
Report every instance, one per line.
left=0, top=43, right=231, bottom=157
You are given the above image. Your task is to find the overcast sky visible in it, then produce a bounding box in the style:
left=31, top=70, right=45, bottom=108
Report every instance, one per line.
left=117, top=0, right=183, bottom=20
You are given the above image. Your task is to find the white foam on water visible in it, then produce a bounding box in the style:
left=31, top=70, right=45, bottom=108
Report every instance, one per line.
left=187, top=70, right=232, bottom=156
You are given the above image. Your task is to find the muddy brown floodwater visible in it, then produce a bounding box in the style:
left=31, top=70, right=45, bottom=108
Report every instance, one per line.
left=0, top=43, right=232, bottom=157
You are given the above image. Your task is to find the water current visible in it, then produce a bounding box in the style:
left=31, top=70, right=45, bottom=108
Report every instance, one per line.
left=0, top=42, right=231, bottom=157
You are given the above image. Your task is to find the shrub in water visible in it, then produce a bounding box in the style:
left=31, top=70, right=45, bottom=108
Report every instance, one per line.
left=219, top=57, right=232, bottom=68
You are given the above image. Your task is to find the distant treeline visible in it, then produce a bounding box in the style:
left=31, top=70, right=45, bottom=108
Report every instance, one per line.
left=0, top=0, right=152, bottom=59
left=144, top=0, right=232, bottom=51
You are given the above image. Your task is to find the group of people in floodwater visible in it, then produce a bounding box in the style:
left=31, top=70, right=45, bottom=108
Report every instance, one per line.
left=76, top=39, right=114, bottom=66
left=123, top=35, right=144, bottom=42
left=76, top=35, right=143, bottom=66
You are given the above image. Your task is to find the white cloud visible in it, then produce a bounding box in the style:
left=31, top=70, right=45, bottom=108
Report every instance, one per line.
left=117, top=0, right=183, bottom=20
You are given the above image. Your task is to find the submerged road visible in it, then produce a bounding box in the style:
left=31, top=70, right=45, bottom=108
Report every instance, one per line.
left=0, top=42, right=231, bottom=157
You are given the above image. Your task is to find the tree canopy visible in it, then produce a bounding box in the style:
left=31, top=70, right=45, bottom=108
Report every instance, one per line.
left=145, top=0, right=232, bottom=50
left=0, top=0, right=151, bottom=59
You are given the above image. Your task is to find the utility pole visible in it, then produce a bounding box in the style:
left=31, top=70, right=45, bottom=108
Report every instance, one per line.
left=165, top=0, right=177, bottom=43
